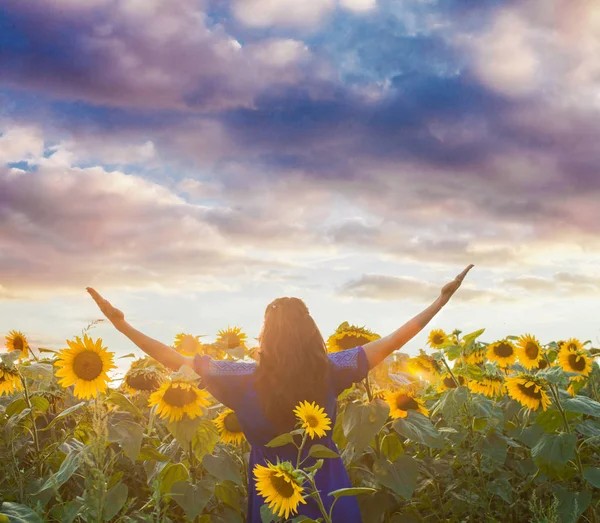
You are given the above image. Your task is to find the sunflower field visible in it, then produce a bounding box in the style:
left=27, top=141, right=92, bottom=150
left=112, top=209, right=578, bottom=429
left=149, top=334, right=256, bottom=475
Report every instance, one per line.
left=1, top=323, right=600, bottom=523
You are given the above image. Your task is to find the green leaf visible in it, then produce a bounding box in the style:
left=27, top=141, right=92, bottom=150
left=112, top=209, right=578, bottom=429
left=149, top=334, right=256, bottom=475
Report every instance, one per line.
left=475, top=431, right=507, bottom=466
left=5, top=398, right=27, bottom=418
left=260, top=504, right=278, bottom=523
left=305, top=459, right=324, bottom=474
left=167, top=416, right=203, bottom=448
left=159, top=463, right=189, bottom=495
left=48, top=500, right=81, bottom=523
left=561, top=395, right=600, bottom=418
left=171, top=480, right=213, bottom=520
left=215, top=481, right=242, bottom=511
left=19, top=363, right=54, bottom=382
left=137, top=445, right=171, bottom=462
left=308, top=444, right=339, bottom=459
left=488, top=476, right=513, bottom=503
left=192, top=420, right=219, bottom=461
left=42, top=402, right=86, bottom=430
left=462, top=328, right=485, bottom=344
left=583, top=467, right=600, bottom=488
left=0, top=502, right=43, bottom=523
left=531, top=433, right=576, bottom=469
left=102, top=482, right=128, bottom=521
left=107, top=420, right=144, bottom=461
left=380, top=433, right=404, bottom=462
left=30, top=397, right=49, bottom=413
left=431, top=386, right=468, bottom=418
left=328, top=487, right=377, bottom=500
left=393, top=411, right=444, bottom=449
left=119, top=353, right=136, bottom=359
left=552, top=486, right=592, bottom=523
left=106, top=391, right=143, bottom=419
left=538, top=366, right=564, bottom=384
left=373, top=455, right=419, bottom=499
left=203, top=452, right=243, bottom=485
left=535, top=409, right=567, bottom=432
left=265, top=433, right=295, bottom=448
left=342, top=400, right=389, bottom=453
left=36, top=450, right=81, bottom=494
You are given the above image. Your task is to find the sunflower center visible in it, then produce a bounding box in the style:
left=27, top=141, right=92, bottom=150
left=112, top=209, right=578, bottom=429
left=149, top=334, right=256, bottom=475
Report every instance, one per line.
left=517, top=382, right=542, bottom=399
left=224, top=412, right=242, bottom=432
left=13, top=336, right=24, bottom=352
left=72, top=351, right=103, bottom=380
left=304, top=414, right=320, bottom=428
left=395, top=394, right=419, bottom=411
left=524, top=342, right=539, bottom=360
left=538, top=359, right=548, bottom=369
left=568, top=354, right=586, bottom=372
left=443, top=376, right=458, bottom=388
left=269, top=473, right=296, bottom=499
left=494, top=342, right=513, bottom=358
left=163, top=385, right=197, bottom=407
left=432, top=334, right=444, bottom=345
left=337, top=334, right=372, bottom=351
left=126, top=373, right=161, bottom=391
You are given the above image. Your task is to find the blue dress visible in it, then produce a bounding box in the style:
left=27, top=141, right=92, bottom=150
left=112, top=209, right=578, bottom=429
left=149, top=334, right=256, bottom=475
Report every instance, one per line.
left=193, top=346, right=368, bottom=523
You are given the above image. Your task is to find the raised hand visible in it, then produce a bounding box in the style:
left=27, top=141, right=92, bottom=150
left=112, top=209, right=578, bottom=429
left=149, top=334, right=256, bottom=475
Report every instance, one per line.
left=86, top=287, right=126, bottom=330
left=439, top=264, right=474, bottom=305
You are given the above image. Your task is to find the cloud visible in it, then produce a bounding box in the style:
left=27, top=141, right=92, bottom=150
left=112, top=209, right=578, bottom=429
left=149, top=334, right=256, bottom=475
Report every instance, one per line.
left=504, top=272, right=600, bottom=296
left=337, top=274, right=512, bottom=303
left=0, top=127, right=45, bottom=164
left=0, top=0, right=321, bottom=111
left=232, top=0, right=336, bottom=29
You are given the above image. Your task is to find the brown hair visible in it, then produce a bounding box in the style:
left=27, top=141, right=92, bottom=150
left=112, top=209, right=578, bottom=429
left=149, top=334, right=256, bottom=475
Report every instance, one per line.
left=254, top=297, right=330, bottom=433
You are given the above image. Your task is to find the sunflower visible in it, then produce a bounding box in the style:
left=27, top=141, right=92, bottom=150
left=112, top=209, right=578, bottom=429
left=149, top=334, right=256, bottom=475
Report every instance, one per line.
left=515, top=334, right=543, bottom=370
left=406, top=352, right=441, bottom=381
left=214, top=409, right=246, bottom=445
left=0, top=364, right=23, bottom=395
left=173, top=333, right=204, bottom=357
left=253, top=461, right=306, bottom=520
left=293, top=401, right=332, bottom=439
left=558, top=345, right=592, bottom=376
left=384, top=388, right=429, bottom=419
left=505, top=374, right=551, bottom=411
left=54, top=335, right=116, bottom=399
left=562, top=338, right=584, bottom=352
left=468, top=375, right=504, bottom=398
left=437, top=373, right=466, bottom=392
left=216, top=326, right=248, bottom=350
left=327, top=322, right=380, bottom=353
left=148, top=379, right=210, bottom=423
left=567, top=375, right=587, bottom=396
left=462, top=347, right=487, bottom=365
left=123, top=357, right=166, bottom=394
left=5, top=330, right=30, bottom=359
left=486, top=340, right=517, bottom=367
left=427, top=329, right=448, bottom=349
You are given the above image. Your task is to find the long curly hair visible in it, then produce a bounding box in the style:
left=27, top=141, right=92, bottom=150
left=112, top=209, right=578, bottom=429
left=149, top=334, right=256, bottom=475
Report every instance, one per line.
left=254, top=297, right=330, bottom=434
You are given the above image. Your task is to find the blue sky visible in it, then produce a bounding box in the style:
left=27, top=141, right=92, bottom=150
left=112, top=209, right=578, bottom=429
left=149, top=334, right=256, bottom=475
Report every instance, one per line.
left=1, top=0, right=600, bottom=376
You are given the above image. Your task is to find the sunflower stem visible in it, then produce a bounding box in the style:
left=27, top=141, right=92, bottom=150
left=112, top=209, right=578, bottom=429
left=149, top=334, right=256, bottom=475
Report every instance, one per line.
left=298, top=470, right=332, bottom=523
left=296, top=431, right=308, bottom=469
left=363, top=377, right=373, bottom=402
left=20, top=374, right=43, bottom=476
left=440, top=356, right=461, bottom=388
left=547, top=383, right=586, bottom=478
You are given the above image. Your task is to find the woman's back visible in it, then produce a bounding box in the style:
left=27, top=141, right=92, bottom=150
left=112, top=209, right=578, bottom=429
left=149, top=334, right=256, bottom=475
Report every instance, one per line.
left=194, top=346, right=368, bottom=522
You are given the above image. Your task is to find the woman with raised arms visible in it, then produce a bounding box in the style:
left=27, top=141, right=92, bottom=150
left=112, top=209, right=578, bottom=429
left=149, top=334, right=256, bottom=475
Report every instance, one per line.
left=87, top=264, right=474, bottom=522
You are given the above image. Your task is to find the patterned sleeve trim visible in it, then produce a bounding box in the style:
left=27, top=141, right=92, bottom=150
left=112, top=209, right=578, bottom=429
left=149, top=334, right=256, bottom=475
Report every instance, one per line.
left=329, top=346, right=366, bottom=371
left=193, top=354, right=256, bottom=378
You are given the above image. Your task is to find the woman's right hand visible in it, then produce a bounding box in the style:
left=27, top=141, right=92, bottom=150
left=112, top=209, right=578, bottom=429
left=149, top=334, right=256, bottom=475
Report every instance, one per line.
left=86, top=287, right=126, bottom=330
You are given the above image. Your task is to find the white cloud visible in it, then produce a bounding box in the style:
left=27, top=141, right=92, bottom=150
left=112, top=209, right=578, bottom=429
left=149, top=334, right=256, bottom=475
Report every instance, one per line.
left=232, top=0, right=335, bottom=29
left=338, top=0, right=376, bottom=13
left=0, top=127, right=44, bottom=164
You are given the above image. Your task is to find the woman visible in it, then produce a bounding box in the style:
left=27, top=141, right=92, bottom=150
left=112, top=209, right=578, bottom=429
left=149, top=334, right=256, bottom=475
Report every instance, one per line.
left=87, top=264, right=473, bottom=522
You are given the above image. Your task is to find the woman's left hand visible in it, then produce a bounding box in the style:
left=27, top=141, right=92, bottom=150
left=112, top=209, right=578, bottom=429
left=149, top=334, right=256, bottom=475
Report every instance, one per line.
left=439, top=264, right=474, bottom=305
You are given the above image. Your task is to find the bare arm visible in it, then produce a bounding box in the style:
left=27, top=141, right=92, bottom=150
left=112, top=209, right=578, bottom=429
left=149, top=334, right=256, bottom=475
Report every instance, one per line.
left=86, top=288, right=193, bottom=372
left=362, top=264, right=474, bottom=369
